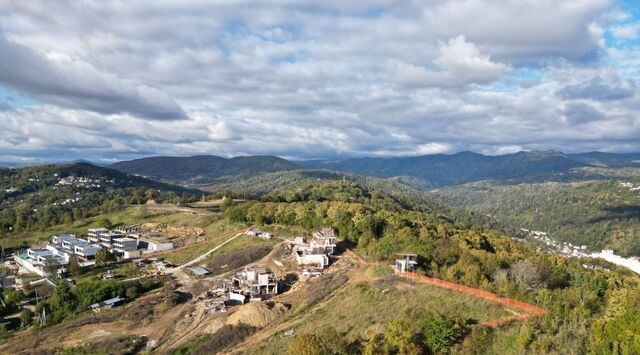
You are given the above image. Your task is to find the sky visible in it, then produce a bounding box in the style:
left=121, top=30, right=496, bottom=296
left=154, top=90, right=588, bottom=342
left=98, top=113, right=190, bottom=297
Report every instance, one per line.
left=0, top=0, right=639, bottom=163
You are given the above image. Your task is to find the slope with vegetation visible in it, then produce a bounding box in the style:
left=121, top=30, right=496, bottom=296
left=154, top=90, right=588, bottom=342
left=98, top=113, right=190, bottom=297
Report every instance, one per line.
left=0, top=163, right=201, bottom=247
left=218, top=180, right=640, bottom=353
left=109, top=155, right=298, bottom=185
left=432, top=177, right=640, bottom=256
left=2, top=178, right=639, bottom=354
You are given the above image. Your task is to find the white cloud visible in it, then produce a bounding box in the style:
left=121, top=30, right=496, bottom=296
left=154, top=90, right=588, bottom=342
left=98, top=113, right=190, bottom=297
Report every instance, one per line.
left=611, top=23, right=640, bottom=40
left=416, top=143, right=454, bottom=155
left=0, top=0, right=637, bottom=162
left=395, top=35, right=509, bottom=88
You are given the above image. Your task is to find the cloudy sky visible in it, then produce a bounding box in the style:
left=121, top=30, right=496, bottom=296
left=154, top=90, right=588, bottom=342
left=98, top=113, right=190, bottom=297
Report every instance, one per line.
left=0, top=0, right=639, bottom=163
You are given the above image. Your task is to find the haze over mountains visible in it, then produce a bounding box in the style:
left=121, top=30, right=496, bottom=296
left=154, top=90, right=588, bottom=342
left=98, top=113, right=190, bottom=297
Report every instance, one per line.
left=109, top=150, right=640, bottom=188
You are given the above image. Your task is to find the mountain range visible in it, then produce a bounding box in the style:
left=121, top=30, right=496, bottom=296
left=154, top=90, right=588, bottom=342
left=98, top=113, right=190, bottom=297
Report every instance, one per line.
left=109, top=150, right=640, bottom=188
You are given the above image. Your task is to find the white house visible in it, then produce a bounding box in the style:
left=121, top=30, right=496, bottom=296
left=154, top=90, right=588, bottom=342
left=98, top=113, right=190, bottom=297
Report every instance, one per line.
left=74, top=244, right=101, bottom=259
left=52, top=234, right=77, bottom=245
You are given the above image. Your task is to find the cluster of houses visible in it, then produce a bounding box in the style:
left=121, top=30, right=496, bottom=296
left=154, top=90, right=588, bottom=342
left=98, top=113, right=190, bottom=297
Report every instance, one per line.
left=620, top=182, right=640, bottom=191
left=519, top=228, right=588, bottom=257
left=290, top=228, right=337, bottom=275
left=87, top=227, right=174, bottom=258
left=18, top=226, right=175, bottom=277
left=56, top=176, right=114, bottom=188
left=19, top=234, right=102, bottom=276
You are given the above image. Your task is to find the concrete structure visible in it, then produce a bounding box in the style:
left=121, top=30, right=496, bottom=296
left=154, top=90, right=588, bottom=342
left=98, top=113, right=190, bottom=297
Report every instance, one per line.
left=292, top=228, right=337, bottom=269
left=311, top=228, right=337, bottom=256
left=138, top=237, right=174, bottom=252
left=113, top=237, right=137, bottom=251
left=73, top=243, right=101, bottom=259
left=395, top=253, right=418, bottom=273
left=295, top=251, right=329, bottom=267
left=230, top=265, right=278, bottom=303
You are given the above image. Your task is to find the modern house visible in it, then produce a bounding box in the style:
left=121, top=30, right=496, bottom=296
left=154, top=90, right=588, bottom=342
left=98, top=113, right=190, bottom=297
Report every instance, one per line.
left=138, top=236, right=174, bottom=252
left=51, top=234, right=77, bottom=245
left=73, top=243, right=101, bottom=259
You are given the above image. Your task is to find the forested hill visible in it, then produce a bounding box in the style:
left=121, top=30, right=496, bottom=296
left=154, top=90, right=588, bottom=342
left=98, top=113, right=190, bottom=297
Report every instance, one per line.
left=432, top=177, right=640, bottom=256
left=298, top=151, right=592, bottom=186
left=109, top=151, right=640, bottom=188
left=0, top=163, right=201, bottom=236
left=109, top=155, right=299, bottom=184
left=206, top=169, right=506, bottom=232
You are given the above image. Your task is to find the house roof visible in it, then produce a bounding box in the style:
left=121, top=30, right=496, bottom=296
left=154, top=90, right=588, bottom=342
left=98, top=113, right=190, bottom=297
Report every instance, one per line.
left=189, top=267, right=210, bottom=276
left=90, top=296, right=126, bottom=309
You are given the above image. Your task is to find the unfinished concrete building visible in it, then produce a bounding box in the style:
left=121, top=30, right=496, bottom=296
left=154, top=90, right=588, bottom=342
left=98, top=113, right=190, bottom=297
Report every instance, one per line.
left=293, top=228, right=337, bottom=269
left=229, top=265, right=278, bottom=304
left=311, top=228, right=337, bottom=256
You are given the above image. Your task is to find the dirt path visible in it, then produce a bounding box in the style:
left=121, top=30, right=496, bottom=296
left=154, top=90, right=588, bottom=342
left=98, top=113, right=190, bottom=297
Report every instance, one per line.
left=180, top=232, right=244, bottom=268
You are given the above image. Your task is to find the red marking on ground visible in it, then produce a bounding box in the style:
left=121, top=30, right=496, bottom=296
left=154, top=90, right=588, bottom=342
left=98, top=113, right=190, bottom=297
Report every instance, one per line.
left=395, top=271, right=545, bottom=327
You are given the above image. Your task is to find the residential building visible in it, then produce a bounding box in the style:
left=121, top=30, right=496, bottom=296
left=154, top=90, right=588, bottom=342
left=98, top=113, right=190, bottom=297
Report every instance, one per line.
left=73, top=243, right=101, bottom=259
left=138, top=236, right=174, bottom=252
left=52, top=234, right=77, bottom=245
left=230, top=265, right=278, bottom=303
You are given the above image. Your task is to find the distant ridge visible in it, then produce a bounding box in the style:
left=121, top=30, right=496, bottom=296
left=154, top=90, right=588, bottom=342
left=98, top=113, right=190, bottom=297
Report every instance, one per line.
left=298, top=150, right=589, bottom=186
left=109, top=151, right=640, bottom=188
left=109, top=155, right=299, bottom=184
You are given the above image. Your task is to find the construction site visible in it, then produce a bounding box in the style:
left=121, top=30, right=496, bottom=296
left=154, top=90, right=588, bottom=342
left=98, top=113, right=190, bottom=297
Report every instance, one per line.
left=0, top=219, right=547, bottom=354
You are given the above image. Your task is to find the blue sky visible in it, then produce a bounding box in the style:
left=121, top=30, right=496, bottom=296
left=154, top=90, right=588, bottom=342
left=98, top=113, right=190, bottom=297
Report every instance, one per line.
left=0, top=0, right=639, bottom=163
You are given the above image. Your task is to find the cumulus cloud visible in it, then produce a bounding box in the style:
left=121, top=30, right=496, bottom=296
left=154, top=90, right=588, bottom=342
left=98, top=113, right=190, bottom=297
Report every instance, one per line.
left=0, top=0, right=638, bottom=162
left=611, top=23, right=640, bottom=40
left=558, top=76, right=635, bottom=101
left=395, top=35, right=509, bottom=88
left=0, top=32, right=187, bottom=120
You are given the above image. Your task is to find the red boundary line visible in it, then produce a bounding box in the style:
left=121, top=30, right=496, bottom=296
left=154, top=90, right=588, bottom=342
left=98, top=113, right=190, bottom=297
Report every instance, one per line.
left=395, top=271, right=545, bottom=326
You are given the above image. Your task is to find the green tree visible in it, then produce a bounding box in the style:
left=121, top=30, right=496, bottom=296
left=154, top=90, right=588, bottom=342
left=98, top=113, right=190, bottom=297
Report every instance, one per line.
left=422, top=314, right=467, bottom=353
left=67, top=255, right=81, bottom=276
left=362, top=331, right=384, bottom=355
left=20, top=309, right=34, bottom=328
left=288, top=334, right=323, bottom=355
left=43, top=258, right=59, bottom=278
left=384, top=319, right=420, bottom=354
left=95, top=249, right=116, bottom=266
left=96, top=217, right=113, bottom=229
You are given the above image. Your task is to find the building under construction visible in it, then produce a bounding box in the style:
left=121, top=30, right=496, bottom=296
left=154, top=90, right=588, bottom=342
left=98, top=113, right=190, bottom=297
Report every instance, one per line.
left=229, top=265, right=278, bottom=304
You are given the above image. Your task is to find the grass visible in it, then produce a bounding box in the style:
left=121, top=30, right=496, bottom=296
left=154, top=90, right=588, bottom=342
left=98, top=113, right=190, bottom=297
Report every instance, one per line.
left=365, top=265, right=394, bottom=278
left=161, top=230, right=241, bottom=266
left=249, top=276, right=513, bottom=354
left=199, top=235, right=279, bottom=264
left=0, top=207, right=170, bottom=249
left=0, top=206, right=242, bottom=251
left=171, top=334, right=213, bottom=355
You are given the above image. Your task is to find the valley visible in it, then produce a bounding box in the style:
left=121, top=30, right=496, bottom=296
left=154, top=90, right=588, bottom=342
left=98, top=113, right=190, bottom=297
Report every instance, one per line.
left=0, top=158, right=639, bottom=354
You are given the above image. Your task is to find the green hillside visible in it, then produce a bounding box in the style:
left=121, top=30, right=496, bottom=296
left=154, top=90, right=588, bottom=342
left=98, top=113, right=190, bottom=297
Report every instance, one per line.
left=432, top=177, right=640, bottom=256
left=0, top=163, right=201, bottom=244
left=109, top=155, right=299, bottom=185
